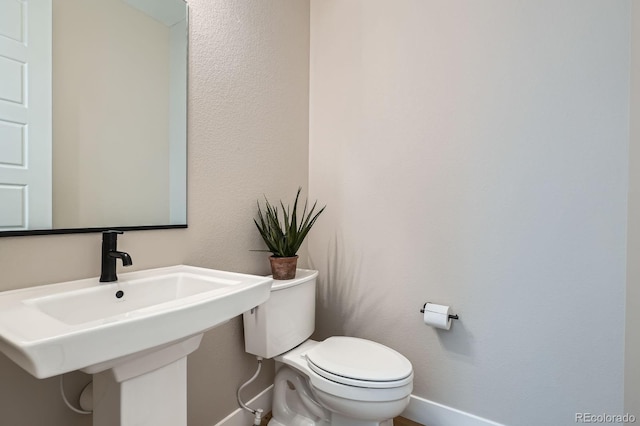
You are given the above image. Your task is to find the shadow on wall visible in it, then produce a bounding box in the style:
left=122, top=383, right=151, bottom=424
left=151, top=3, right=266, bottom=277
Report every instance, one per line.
left=432, top=317, right=475, bottom=360
left=309, top=232, right=387, bottom=340
left=310, top=232, right=475, bottom=361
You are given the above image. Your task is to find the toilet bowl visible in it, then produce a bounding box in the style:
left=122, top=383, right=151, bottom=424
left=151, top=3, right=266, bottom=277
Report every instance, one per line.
left=273, top=338, right=413, bottom=426
left=243, top=270, right=414, bottom=426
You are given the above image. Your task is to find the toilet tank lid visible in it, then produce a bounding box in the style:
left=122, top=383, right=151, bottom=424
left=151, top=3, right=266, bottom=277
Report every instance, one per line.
left=269, top=269, right=318, bottom=291
left=305, top=336, right=413, bottom=382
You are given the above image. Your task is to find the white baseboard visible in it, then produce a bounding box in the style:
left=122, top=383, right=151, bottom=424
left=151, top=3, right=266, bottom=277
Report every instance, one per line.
left=212, top=385, right=274, bottom=426
left=212, top=387, right=504, bottom=426
left=402, top=395, right=505, bottom=426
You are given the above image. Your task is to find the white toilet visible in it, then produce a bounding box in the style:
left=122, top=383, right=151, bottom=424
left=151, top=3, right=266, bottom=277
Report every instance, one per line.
left=243, top=269, right=413, bottom=426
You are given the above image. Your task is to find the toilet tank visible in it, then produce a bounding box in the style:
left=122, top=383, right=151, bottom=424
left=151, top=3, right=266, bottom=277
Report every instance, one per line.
left=243, top=269, right=318, bottom=358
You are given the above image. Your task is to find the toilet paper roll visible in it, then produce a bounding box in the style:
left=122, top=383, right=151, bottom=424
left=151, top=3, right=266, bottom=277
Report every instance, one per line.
left=423, top=303, right=452, bottom=330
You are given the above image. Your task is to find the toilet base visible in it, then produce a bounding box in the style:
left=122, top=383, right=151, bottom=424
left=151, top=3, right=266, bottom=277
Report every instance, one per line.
left=268, top=410, right=395, bottom=426
left=313, top=387, right=410, bottom=423
left=269, top=414, right=394, bottom=426
left=270, top=365, right=408, bottom=426
left=270, top=366, right=329, bottom=426
left=329, top=414, right=395, bottom=426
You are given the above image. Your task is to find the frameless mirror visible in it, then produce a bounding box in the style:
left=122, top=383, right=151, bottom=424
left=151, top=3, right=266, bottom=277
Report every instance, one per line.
left=0, top=0, right=188, bottom=236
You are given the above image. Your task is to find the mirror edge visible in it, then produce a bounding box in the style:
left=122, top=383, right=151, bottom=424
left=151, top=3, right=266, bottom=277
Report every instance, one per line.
left=0, top=224, right=188, bottom=238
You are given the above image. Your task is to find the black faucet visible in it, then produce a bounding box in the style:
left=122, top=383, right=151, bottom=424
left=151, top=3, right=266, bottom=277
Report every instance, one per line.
left=100, top=230, right=133, bottom=282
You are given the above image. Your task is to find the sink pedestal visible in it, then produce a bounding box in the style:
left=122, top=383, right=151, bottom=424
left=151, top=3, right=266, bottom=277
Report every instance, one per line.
left=87, top=335, right=203, bottom=426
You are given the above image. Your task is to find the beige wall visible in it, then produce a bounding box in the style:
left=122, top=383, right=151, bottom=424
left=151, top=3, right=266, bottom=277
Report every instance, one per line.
left=0, top=0, right=310, bottom=425
left=53, top=0, right=171, bottom=228
left=184, top=0, right=309, bottom=423
left=309, top=1, right=629, bottom=424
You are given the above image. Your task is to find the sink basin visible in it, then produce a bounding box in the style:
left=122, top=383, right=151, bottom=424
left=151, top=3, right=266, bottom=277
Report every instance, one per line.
left=0, top=265, right=272, bottom=379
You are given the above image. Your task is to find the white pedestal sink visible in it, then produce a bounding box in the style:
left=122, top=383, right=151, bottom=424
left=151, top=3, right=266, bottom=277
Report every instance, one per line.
left=0, top=265, right=273, bottom=426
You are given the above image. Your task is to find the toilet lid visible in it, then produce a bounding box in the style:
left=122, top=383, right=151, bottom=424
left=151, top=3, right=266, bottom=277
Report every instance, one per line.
left=305, top=336, right=412, bottom=383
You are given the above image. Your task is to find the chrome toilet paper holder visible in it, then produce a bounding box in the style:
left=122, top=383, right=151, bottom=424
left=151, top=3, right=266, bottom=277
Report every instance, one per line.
left=420, top=303, right=459, bottom=320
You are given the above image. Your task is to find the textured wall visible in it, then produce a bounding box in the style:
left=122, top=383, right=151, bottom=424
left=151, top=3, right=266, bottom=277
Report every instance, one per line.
left=0, top=0, right=309, bottom=425
left=308, top=1, right=629, bottom=424
left=185, top=0, right=309, bottom=424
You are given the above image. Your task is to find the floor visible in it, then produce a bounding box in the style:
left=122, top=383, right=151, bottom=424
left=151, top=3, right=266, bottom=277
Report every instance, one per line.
left=393, top=416, right=424, bottom=426
left=260, top=412, right=423, bottom=426
left=260, top=412, right=272, bottom=426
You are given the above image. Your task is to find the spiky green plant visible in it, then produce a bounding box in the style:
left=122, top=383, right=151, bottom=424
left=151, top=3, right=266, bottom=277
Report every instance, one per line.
left=254, top=188, right=325, bottom=257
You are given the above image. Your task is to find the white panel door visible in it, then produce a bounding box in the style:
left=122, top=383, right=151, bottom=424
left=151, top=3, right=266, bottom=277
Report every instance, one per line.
left=0, top=0, right=52, bottom=230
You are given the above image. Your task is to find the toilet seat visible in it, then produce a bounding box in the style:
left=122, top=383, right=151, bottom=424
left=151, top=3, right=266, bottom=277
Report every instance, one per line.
left=277, top=338, right=413, bottom=403
left=305, top=336, right=413, bottom=389
left=305, top=364, right=413, bottom=403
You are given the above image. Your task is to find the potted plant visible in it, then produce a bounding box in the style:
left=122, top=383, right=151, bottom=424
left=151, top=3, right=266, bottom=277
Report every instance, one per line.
left=254, top=188, right=325, bottom=280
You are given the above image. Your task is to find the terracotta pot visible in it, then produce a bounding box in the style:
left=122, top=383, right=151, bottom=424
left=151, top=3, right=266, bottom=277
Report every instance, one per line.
left=269, top=256, right=298, bottom=280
